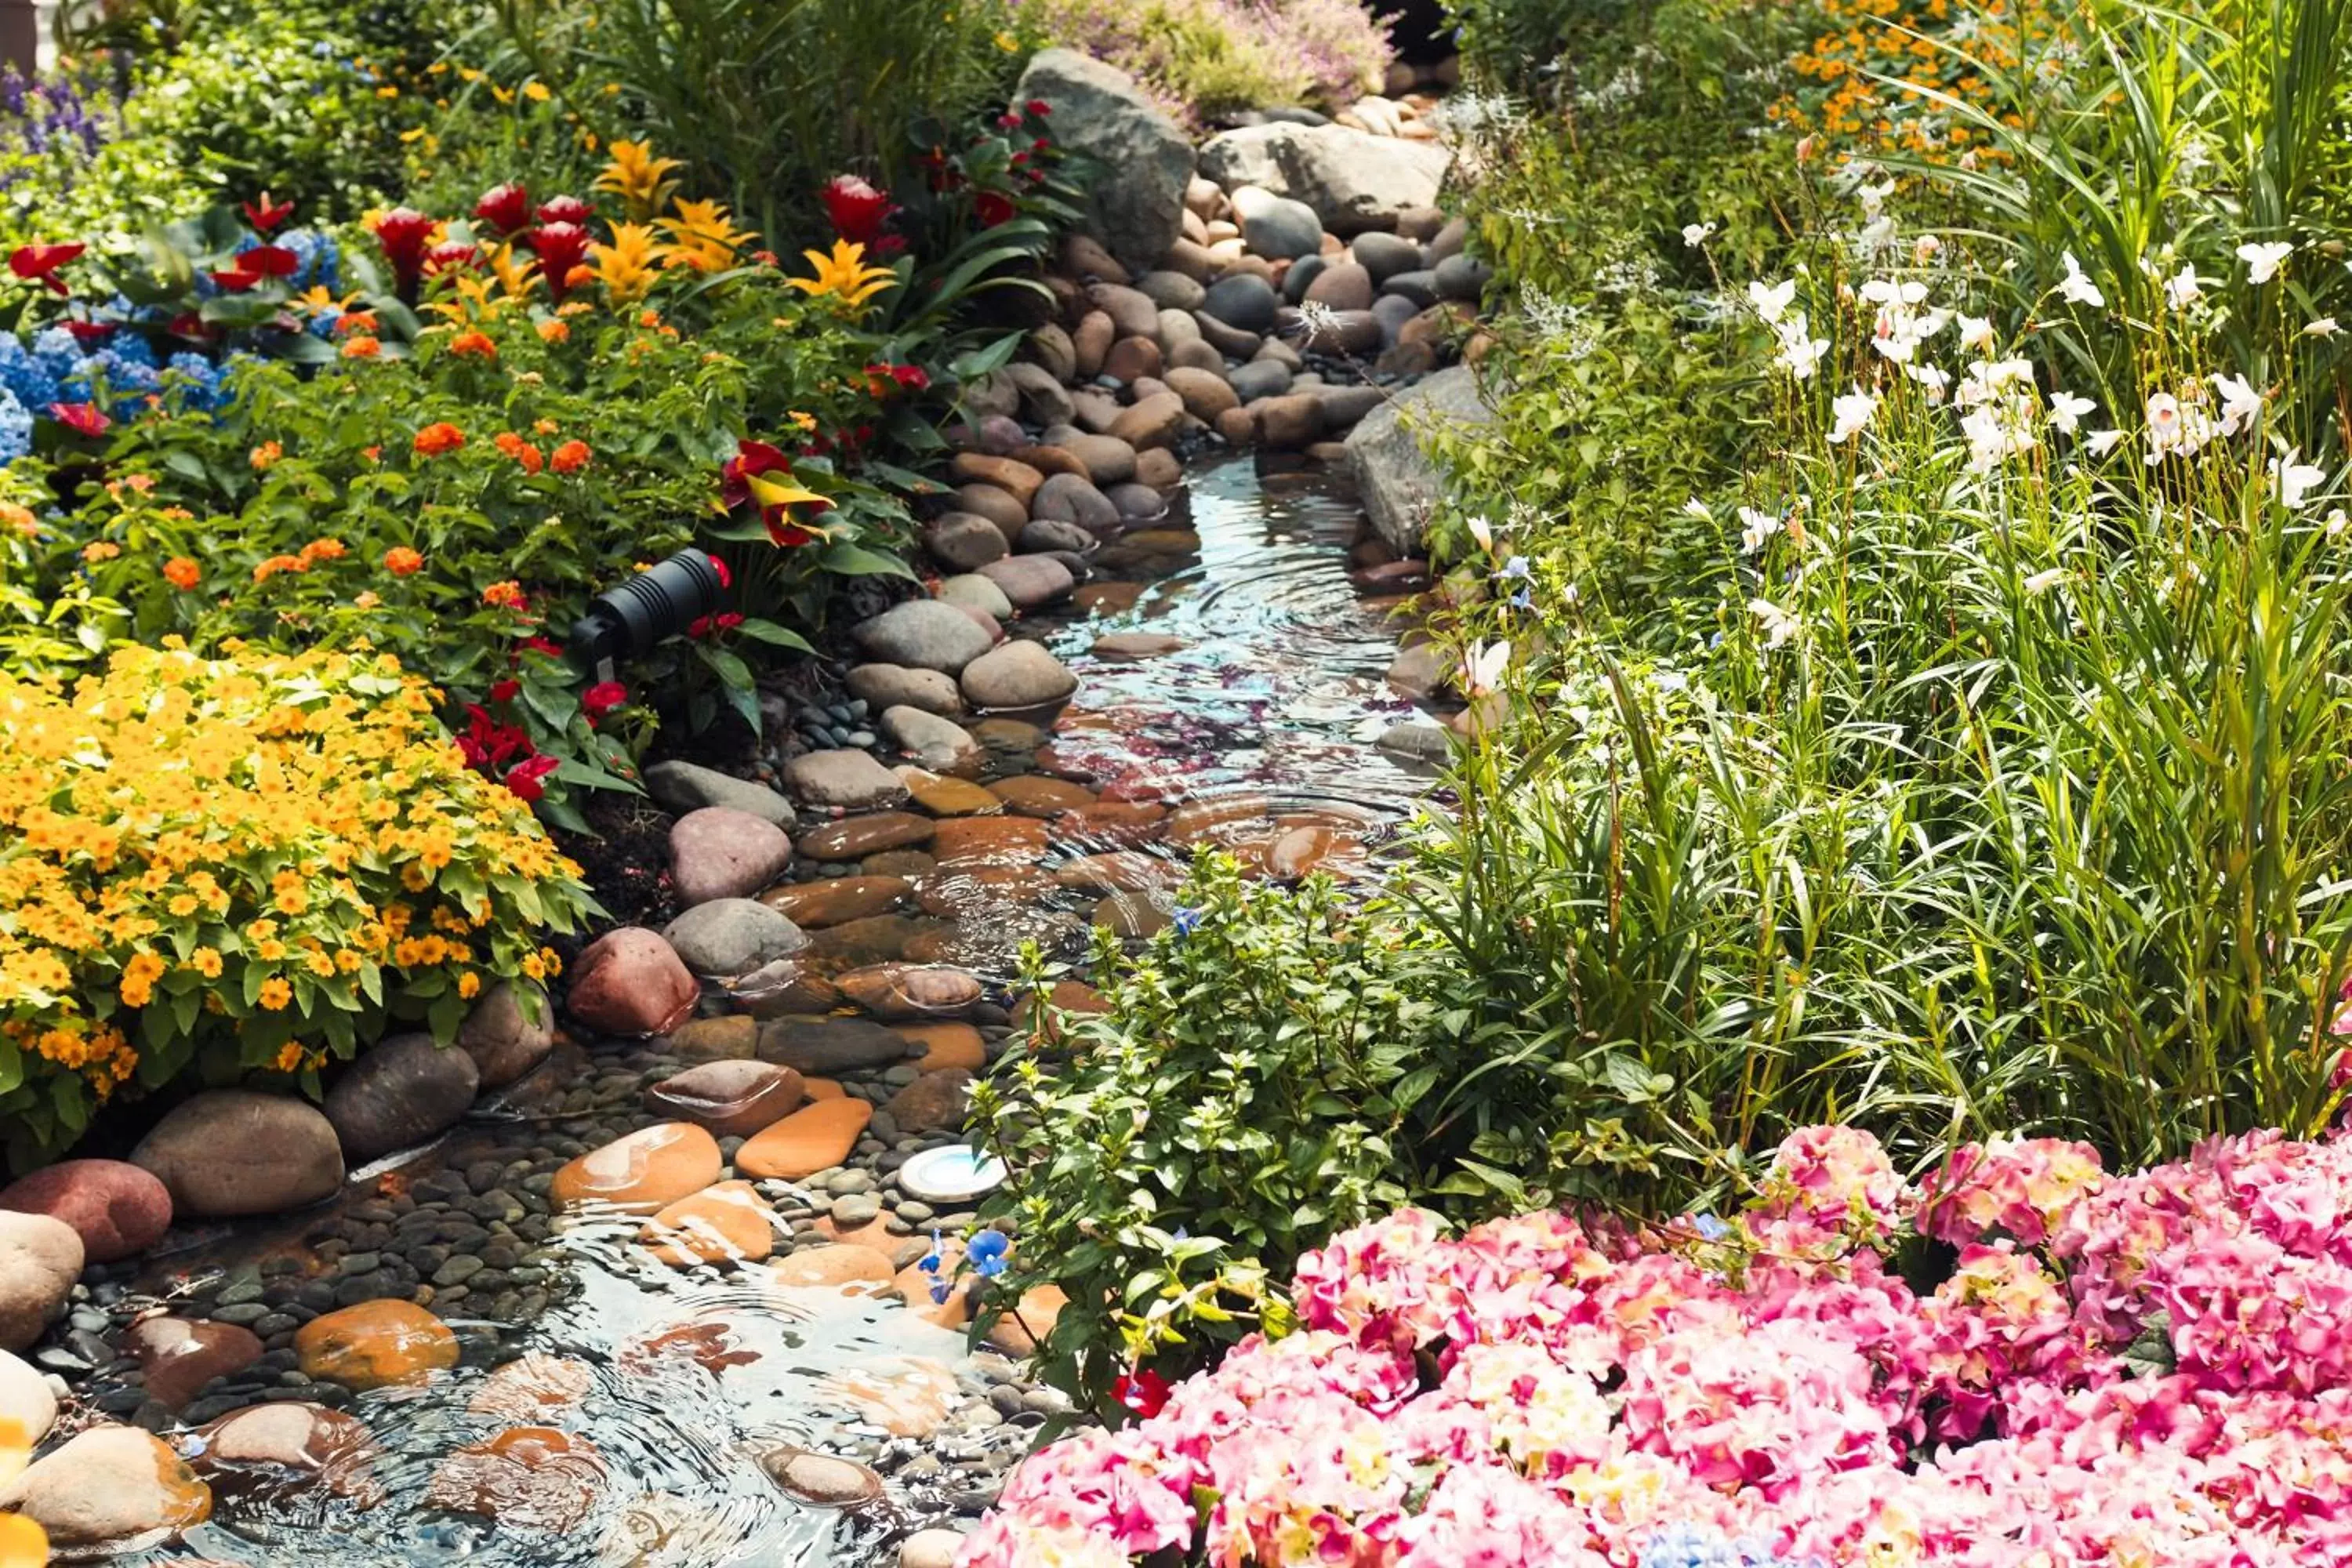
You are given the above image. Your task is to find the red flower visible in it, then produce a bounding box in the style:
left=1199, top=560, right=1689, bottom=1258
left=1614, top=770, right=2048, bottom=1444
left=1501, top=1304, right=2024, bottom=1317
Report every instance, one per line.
left=372, top=208, right=437, bottom=290
left=9, top=242, right=84, bottom=296
left=706, top=552, right=732, bottom=589
left=503, top=753, right=561, bottom=803
left=995, top=112, right=1021, bottom=130
left=211, top=266, right=261, bottom=292
left=821, top=174, right=896, bottom=245
left=720, top=437, right=793, bottom=510
left=48, top=402, right=108, bottom=438
left=166, top=311, right=209, bottom=341
left=519, top=635, right=566, bottom=660
left=525, top=222, right=592, bottom=303
left=241, top=193, right=296, bottom=233
left=535, top=194, right=592, bottom=227
left=488, top=678, right=521, bottom=702
left=1112, top=1367, right=1171, bottom=1420
left=975, top=190, right=1016, bottom=227
left=240, top=244, right=299, bottom=278
left=62, top=320, right=114, bottom=344
left=583, top=680, right=628, bottom=720
left=459, top=705, right=531, bottom=771
left=687, top=611, right=746, bottom=639
left=892, top=364, right=931, bottom=392
left=1025, top=98, right=1051, bottom=117
left=424, top=241, right=481, bottom=276
left=474, top=183, right=532, bottom=233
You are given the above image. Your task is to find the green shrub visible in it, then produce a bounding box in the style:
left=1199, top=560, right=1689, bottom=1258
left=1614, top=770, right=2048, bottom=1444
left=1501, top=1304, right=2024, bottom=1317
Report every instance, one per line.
left=1014, top=0, right=1392, bottom=125
left=0, top=641, right=594, bottom=1164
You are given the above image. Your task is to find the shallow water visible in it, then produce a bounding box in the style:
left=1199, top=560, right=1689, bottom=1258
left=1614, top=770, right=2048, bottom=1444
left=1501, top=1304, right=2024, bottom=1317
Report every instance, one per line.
left=81, top=451, right=1429, bottom=1567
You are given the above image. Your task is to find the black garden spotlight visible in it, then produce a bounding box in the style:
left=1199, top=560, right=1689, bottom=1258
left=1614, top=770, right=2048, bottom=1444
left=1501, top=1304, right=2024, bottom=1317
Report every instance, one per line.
left=568, top=547, right=726, bottom=681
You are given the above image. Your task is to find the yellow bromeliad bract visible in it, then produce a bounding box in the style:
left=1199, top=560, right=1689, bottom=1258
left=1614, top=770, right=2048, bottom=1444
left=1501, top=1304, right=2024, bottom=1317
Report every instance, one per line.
left=0, top=642, right=594, bottom=1159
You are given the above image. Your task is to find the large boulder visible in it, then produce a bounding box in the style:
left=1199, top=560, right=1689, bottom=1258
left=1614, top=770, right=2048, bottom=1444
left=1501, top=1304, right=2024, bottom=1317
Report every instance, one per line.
left=458, top=979, right=555, bottom=1089
left=662, top=898, right=808, bottom=978
left=566, top=927, right=699, bottom=1036
left=853, top=600, right=996, bottom=674
left=1015, top=49, right=1193, bottom=273
left=669, top=806, right=793, bottom=906
left=323, top=1033, right=480, bottom=1163
left=0, top=1425, right=212, bottom=1553
left=1197, top=122, right=1450, bottom=234
left=0, top=1210, right=80, bottom=1350
left=0, top=1158, right=171, bottom=1263
left=1344, top=365, right=1496, bottom=554
left=131, top=1091, right=344, bottom=1218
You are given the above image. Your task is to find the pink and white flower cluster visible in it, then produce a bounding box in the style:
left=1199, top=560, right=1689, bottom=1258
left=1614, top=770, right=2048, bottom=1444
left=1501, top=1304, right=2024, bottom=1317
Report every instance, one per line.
left=962, top=1124, right=2352, bottom=1567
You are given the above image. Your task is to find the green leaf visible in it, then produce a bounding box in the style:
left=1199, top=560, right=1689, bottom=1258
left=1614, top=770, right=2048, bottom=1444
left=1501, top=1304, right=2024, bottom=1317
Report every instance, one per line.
left=728, top=617, right=815, bottom=655
left=815, top=541, right=916, bottom=579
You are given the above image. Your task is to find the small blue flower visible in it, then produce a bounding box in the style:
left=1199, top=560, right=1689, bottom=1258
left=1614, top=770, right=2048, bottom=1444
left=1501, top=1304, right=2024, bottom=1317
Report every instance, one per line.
left=1496, top=554, right=1532, bottom=581
left=1510, top=585, right=1534, bottom=612
left=965, top=1228, right=1010, bottom=1279
left=1171, top=906, right=1203, bottom=938
left=1690, top=1212, right=1731, bottom=1242
left=916, top=1229, right=952, bottom=1303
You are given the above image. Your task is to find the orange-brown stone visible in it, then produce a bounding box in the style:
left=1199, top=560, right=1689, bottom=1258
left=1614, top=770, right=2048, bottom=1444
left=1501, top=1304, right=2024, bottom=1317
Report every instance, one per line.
left=294, top=1299, right=459, bottom=1391
left=915, top=866, right=1057, bottom=916
left=1055, top=800, right=1170, bottom=845
left=820, top=1358, right=962, bottom=1436
left=733, top=1099, right=873, bottom=1181
left=1167, top=793, right=1274, bottom=846
left=893, top=1022, right=987, bottom=1073
left=426, top=1427, right=606, bottom=1533
left=1268, top=826, right=1363, bottom=880
left=763, top=1244, right=894, bottom=1290
left=549, top=1122, right=722, bottom=1212
left=194, top=1401, right=380, bottom=1501
left=797, top=813, right=935, bottom=862
left=895, top=768, right=1001, bottom=816
left=837, top=964, right=983, bottom=1021
left=643, top=1181, right=776, bottom=1267
left=761, top=876, right=912, bottom=927
left=643, top=1060, right=805, bottom=1138
left=987, top=776, right=1098, bottom=816
left=947, top=453, right=1044, bottom=508
left=801, top=1077, right=845, bottom=1101
left=929, top=815, right=1051, bottom=867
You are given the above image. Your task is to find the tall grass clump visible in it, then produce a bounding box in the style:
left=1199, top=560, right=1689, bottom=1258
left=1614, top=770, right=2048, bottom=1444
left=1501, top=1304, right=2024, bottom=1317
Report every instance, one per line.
left=1011, top=0, right=1392, bottom=125
left=492, top=0, right=1021, bottom=238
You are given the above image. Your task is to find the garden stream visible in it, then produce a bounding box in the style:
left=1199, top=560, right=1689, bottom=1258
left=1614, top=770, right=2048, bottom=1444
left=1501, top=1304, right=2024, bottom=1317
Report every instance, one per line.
left=81, top=451, right=1436, bottom=1568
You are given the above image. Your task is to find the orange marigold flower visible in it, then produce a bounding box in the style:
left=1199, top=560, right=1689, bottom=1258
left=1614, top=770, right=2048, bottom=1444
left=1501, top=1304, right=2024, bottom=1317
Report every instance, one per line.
left=451, top=330, right=497, bottom=358
left=164, top=556, right=200, bottom=590
left=338, top=310, right=379, bottom=336
left=341, top=334, right=383, bottom=359
left=550, top=439, right=590, bottom=474
left=481, top=579, right=527, bottom=609
left=250, top=440, right=282, bottom=470
left=383, top=546, right=425, bottom=575
left=494, top=431, right=526, bottom=457
left=413, top=422, right=466, bottom=456
left=536, top=318, right=570, bottom=343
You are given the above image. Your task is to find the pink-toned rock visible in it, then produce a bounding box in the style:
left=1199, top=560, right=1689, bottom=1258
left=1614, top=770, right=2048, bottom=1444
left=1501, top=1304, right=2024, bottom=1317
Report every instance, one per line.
left=566, top=927, right=699, bottom=1036
left=837, top=964, right=984, bottom=1021
left=1107, top=391, right=1185, bottom=452
left=550, top=1122, right=722, bottom=1211
left=644, top=1060, right=806, bottom=1137
left=0, top=1158, right=170, bottom=1263
left=426, top=1427, right=606, bottom=1532
left=194, top=1403, right=379, bottom=1498
left=1162, top=366, right=1238, bottom=423
left=295, top=1300, right=459, bottom=1392
left=122, top=1316, right=263, bottom=1410
left=468, top=1352, right=596, bottom=1422
left=734, top=1099, right=873, bottom=1181
left=670, top=806, right=793, bottom=907
left=1070, top=310, right=1115, bottom=378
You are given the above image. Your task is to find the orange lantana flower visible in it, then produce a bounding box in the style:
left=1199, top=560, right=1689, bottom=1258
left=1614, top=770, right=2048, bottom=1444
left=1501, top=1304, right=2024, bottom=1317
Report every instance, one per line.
left=481, top=579, right=527, bottom=609
left=550, top=440, right=590, bottom=474
left=413, top=422, right=465, bottom=456
left=451, top=330, right=497, bottom=358
left=383, top=546, right=425, bottom=575
left=163, top=556, right=200, bottom=590
left=341, top=335, right=382, bottom=359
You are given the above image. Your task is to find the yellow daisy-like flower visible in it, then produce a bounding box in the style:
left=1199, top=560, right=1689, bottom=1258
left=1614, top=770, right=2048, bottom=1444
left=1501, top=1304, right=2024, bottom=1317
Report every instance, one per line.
left=785, top=239, right=897, bottom=313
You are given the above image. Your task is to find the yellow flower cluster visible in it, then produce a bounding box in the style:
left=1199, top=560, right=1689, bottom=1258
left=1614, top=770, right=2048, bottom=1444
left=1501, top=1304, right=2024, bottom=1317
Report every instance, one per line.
left=0, top=644, right=592, bottom=1152
left=1769, top=0, right=2078, bottom=163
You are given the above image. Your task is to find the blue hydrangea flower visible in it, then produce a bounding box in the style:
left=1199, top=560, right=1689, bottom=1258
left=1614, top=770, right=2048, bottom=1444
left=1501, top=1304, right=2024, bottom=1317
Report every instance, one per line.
left=282, top=230, right=342, bottom=291
left=0, top=387, right=32, bottom=465
left=1690, top=1212, right=1732, bottom=1241
left=0, top=335, right=62, bottom=413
